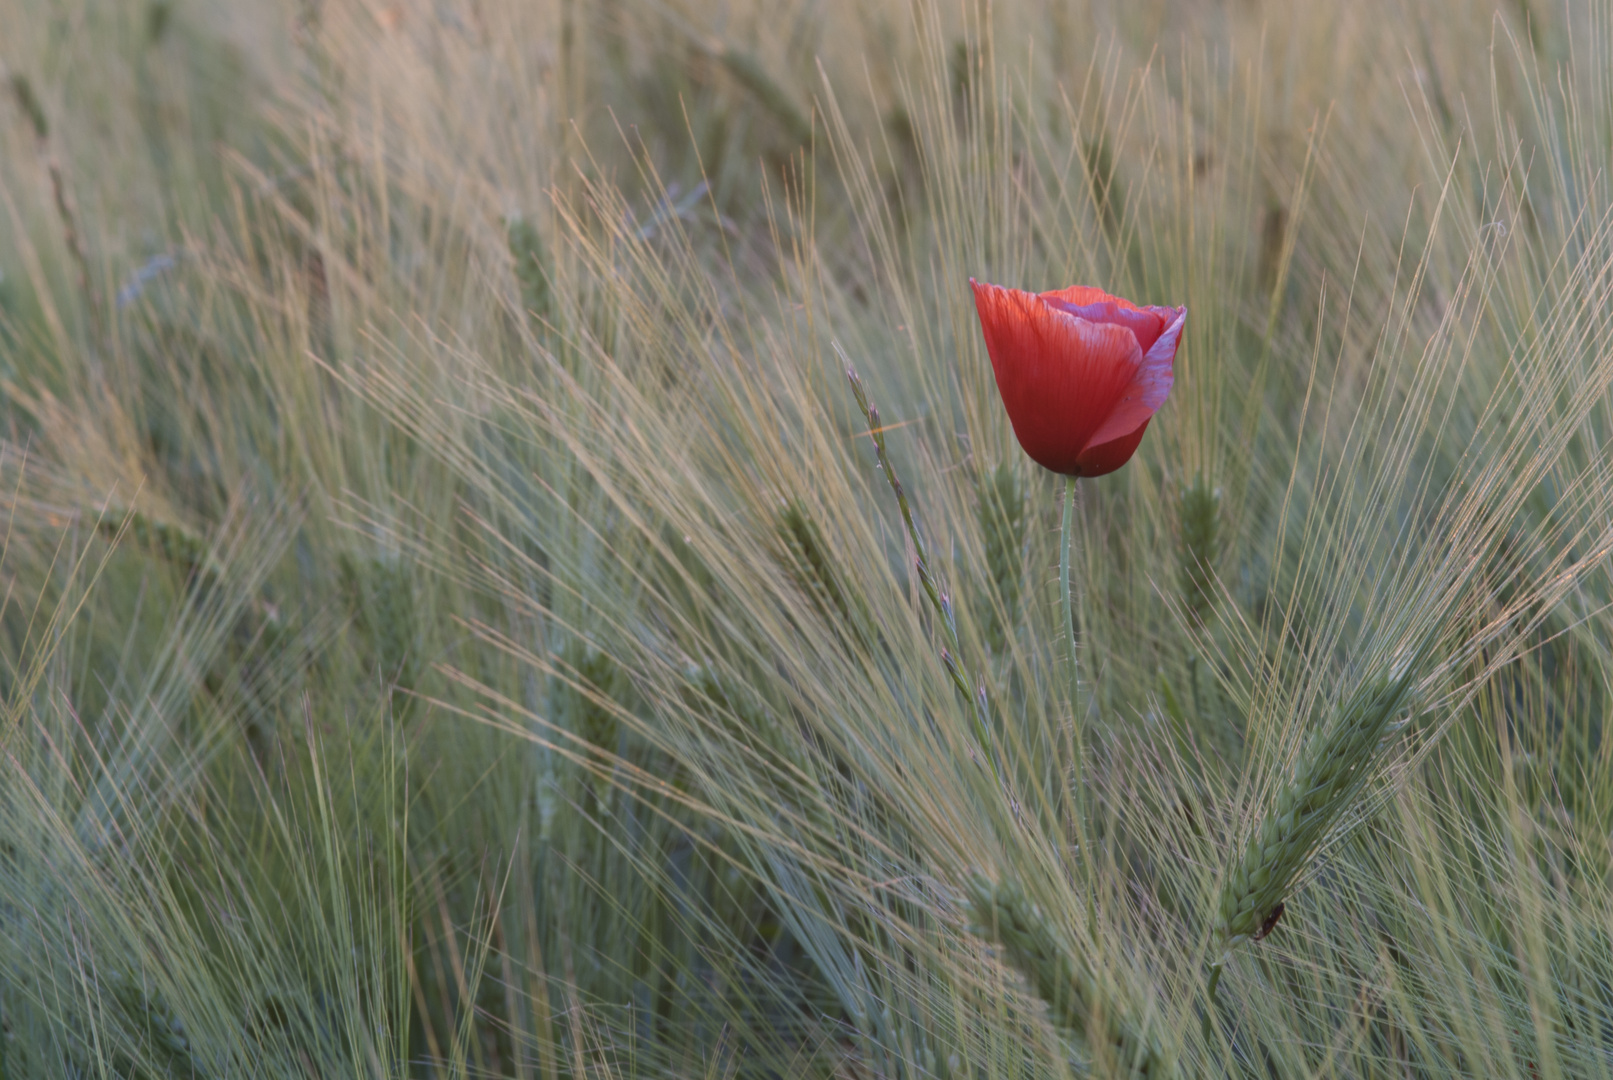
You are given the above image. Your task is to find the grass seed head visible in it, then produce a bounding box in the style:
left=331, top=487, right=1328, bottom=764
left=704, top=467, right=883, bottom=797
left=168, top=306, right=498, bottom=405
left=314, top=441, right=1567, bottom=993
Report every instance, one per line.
left=1217, top=659, right=1425, bottom=951
left=1177, top=478, right=1221, bottom=629
left=968, top=874, right=1169, bottom=1078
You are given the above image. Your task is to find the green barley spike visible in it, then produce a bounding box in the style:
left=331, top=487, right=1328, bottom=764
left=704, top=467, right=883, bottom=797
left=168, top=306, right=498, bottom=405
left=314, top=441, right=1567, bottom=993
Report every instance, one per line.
left=147, top=0, right=173, bottom=45
left=563, top=643, right=624, bottom=758
left=717, top=47, right=812, bottom=147
left=1177, top=478, right=1220, bottom=629
left=1082, top=130, right=1124, bottom=241
left=340, top=554, right=420, bottom=699
left=507, top=215, right=555, bottom=328
left=778, top=500, right=853, bottom=629
left=9, top=74, right=47, bottom=139
left=969, top=874, right=1169, bottom=1077
left=101, top=510, right=222, bottom=590
left=1216, top=657, right=1423, bottom=953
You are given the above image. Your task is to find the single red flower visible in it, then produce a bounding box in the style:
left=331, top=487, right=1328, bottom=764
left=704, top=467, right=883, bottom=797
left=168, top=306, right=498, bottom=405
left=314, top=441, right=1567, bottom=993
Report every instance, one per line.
left=970, top=279, right=1186, bottom=476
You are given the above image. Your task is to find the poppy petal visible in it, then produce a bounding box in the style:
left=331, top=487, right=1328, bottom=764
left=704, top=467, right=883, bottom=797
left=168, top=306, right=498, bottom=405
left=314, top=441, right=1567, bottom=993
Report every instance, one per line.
left=1039, top=284, right=1130, bottom=309
left=971, top=281, right=1141, bottom=474
left=1080, top=305, right=1185, bottom=452
left=1043, top=298, right=1167, bottom=354
left=1074, top=420, right=1151, bottom=477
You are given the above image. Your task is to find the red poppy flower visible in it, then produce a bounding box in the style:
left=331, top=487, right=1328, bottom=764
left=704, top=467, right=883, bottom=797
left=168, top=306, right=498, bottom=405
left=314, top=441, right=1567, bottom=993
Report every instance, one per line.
left=970, top=280, right=1186, bottom=476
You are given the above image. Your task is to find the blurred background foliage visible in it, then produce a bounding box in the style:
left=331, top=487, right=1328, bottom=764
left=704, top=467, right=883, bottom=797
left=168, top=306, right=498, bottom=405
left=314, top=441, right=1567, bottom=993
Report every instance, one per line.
left=4, top=0, right=1613, bottom=1077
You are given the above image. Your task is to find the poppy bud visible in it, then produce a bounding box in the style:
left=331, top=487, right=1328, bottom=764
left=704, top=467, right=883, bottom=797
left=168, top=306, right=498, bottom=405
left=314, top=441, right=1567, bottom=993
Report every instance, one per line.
left=970, top=280, right=1186, bottom=477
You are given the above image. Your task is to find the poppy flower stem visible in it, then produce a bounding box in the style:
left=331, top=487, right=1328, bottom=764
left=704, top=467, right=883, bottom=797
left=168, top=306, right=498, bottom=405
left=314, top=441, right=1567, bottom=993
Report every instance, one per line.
left=1060, top=476, right=1080, bottom=685
left=1060, top=475, right=1087, bottom=744
left=1059, top=475, right=1093, bottom=892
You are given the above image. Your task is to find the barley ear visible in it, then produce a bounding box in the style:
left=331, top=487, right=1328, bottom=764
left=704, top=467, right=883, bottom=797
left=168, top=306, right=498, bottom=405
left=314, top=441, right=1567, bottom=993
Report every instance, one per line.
left=968, top=874, right=1170, bottom=1078
left=778, top=501, right=854, bottom=629
left=506, top=216, right=556, bottom=330
left=1177, top=478, right=1220, bottom=629
left=1215, top=658, right=1423, bottom=954
left=101, top=509, right=223, bottom=593
left=715, top=48, right=813, bottom=148
left=8, top=71, right=48, bottom=139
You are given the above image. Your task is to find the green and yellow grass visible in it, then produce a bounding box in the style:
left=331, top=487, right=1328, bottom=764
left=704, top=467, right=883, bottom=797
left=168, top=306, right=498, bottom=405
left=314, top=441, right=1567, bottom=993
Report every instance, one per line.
left=4, top=0, right=1613, bottom=1076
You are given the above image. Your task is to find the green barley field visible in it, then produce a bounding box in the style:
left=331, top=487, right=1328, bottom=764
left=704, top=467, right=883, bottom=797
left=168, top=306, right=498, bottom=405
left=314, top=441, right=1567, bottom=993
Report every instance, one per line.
left=4, top=0, right=1613, bottom=1076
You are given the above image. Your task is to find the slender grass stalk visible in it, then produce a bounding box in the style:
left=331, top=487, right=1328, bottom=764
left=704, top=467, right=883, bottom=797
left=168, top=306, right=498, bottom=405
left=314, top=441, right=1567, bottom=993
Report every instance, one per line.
left=844, top=359, right=1003, bottom=785
left=7, top=67, right=101, bottom=337
left=976, top=462, right=1023, bottom=654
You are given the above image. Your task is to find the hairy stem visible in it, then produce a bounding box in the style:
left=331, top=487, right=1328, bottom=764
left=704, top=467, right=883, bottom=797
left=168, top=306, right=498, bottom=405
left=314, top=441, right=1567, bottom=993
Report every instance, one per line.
left=1061, top=475, right=1080, bottom=699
